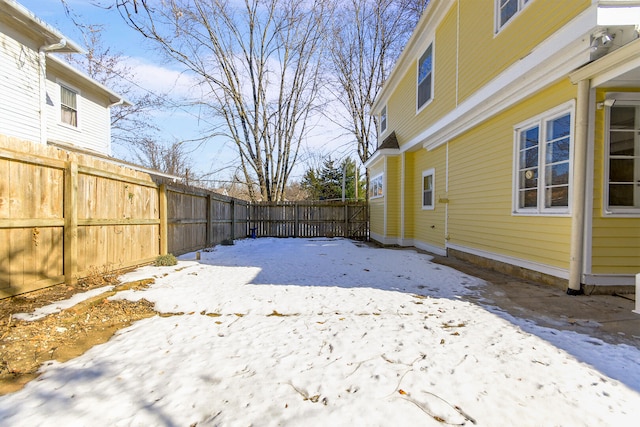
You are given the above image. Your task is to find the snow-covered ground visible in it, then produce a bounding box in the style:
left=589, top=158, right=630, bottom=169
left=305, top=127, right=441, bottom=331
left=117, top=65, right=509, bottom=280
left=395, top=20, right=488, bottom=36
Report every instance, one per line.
left=1, top=238, right=639, bottom=426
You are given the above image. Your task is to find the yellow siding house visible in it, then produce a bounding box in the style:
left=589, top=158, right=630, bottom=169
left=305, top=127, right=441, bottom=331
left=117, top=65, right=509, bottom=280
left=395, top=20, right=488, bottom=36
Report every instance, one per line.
left=366, top=0, right=640, bottom=294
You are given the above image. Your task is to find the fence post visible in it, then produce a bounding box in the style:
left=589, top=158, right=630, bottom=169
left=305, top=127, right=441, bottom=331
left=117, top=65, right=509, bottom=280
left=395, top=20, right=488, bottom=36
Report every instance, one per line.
left=230, top=199, right=235, bottom=240
left=206, top=193, right=212, bottom=246
left=159, top=184, right=168, bottom=255
left=344, top=204, right=349, bottom=238
left=294, top=203, right=299, bottom=238
left=64, top=160, right=78, bottom=286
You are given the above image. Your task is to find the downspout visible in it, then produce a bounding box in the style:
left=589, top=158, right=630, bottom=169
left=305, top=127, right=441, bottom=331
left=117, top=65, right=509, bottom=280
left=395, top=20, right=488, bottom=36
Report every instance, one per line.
left=39, top=39, right=67, bottom=145
left=568, top=79, right=590, bottom=295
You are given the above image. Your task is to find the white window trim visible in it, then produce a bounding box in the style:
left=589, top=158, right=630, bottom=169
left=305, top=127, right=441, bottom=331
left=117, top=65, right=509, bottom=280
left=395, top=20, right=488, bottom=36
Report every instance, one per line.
left=494, top=0, right=531, bottom=35
left=422, top=168, right=435, bottom=210
left=604, top=98, right=640, bottom=217
left=512, top=101, right=575, bottom=216
left=370, top=173, right=384, bottom=199
left=380, top=105, right=388, bottom=134
left=58, top=80, right=81, bottom=130
left=416, top=42, right=434, bottom=114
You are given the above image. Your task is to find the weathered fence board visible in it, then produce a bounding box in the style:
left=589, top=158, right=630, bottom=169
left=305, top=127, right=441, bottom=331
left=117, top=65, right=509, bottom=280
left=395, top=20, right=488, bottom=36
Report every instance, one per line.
left=249, top=201, right=368, bottom=240
left=0, top=136, right=250, bottom=297
left=1, top=135, right=369, bottom=298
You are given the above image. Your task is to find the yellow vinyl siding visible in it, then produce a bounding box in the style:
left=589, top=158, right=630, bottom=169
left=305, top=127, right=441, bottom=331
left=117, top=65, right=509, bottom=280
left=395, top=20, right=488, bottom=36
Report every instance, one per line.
left=412, top=146, right=446, bottom=250
left=385, top=156, right=401, bottom=238
left=458, top=0, right=590, bottom=103
left=590, top=89, right=640, bottom=274
left=385, top=3, right=458, bottom=149
left=403, top=152, right=416, bottom=238
left=368, top=161, right=385, bottom=237
left=447, top=79, right=577, bottom=269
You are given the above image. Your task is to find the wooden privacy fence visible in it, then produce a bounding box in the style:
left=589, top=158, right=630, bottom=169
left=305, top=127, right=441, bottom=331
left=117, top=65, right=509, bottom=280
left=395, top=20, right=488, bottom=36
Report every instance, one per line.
left=1, top=136, right=369, bottom=298
left=0, top=137, right=248, bottom=298
left=249, top=201, right=369, bottom=240
left=163, top=183, right=249, bottom=256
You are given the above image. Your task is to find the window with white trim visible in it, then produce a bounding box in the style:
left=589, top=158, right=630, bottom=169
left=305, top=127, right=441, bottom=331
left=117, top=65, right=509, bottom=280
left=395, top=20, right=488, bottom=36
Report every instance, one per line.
left=496, top=0, right=530, bottom=32
left=606, top=103, right=640, bottom=213
left=60, top=84, right=78, bottom=127
left=514, top=109, right=572, bottom=214
left=422, top=169, right=435, bottom=209
left=369, top=173, right=383, bottom=199
left=417, top=44, right=433, bottom=111
left=380, top=105, right=387, bottom=134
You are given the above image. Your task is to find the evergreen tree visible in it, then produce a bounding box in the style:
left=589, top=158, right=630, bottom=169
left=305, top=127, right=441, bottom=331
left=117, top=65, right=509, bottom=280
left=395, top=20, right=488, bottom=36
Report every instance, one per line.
left=301, top=158, right=365, bottom=200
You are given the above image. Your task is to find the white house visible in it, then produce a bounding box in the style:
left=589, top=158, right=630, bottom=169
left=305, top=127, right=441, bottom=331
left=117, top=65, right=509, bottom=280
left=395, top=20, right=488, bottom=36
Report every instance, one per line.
left=0, top=0, right=128, bottom=156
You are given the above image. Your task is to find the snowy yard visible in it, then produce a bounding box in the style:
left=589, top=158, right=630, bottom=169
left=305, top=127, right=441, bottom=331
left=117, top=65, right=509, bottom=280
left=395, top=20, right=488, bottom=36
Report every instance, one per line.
left=1, top=238, right=639, bottom=426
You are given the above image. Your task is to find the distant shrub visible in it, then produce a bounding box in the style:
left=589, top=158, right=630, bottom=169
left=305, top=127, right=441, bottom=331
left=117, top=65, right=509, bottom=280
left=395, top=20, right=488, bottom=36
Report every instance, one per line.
left=155, top=254, right=177, bottom=266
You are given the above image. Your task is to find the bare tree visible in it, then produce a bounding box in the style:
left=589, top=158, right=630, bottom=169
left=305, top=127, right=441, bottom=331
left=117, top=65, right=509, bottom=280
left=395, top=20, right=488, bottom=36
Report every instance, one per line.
left=327, top=0, right=427, bottom=166
left=58, top=4, right=166, bottom=150
left=113, top=0, right=328, bottom=201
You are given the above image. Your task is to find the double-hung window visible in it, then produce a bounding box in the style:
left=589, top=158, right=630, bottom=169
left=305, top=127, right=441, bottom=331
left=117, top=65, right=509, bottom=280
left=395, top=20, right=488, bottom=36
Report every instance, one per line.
left=607, top=103, right=640, bottom=213
left=380, top=105, right=387, bottom=134
left=422, top=169, right=435, bottom=210
left=514, top=107, right=573, bottom=214
left=60, top=85, right=78, bottom=127
left=496, top=0, right=530, bottom=32
left=417, top=44, right=433, bottom=111
left=369, top=173, right=383, bottom=199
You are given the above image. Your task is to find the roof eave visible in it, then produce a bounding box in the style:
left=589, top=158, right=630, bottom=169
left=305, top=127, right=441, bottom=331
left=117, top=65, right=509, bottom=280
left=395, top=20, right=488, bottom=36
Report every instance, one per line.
left=0, top=0, right=85, bottom=54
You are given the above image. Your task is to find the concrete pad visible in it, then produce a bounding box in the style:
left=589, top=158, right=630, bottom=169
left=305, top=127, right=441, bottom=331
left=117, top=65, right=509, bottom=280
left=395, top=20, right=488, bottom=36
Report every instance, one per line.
left=431, top=254, right=640, bottom=347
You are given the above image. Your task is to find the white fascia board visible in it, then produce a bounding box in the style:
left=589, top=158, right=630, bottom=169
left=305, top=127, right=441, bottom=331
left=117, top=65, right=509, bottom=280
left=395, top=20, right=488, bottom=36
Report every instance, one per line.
left=47, top=55, right=132, bottom=106
left=363, top=148, right=400, bottom=169
left=0, top=0, right=84, bottom=53
left=597, top=4, right=640, bottom=25
left=409, top=6, right=597, bottom=152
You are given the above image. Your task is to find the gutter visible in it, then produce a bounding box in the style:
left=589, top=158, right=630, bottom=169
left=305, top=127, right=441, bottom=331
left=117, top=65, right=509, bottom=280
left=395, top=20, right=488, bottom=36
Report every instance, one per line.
left=39, top=39, right=67, bottom=145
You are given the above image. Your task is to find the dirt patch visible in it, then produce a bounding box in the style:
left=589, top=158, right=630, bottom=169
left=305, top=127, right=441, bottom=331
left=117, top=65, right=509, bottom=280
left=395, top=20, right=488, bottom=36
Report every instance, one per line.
left=0, top=276, right=159, bottom=395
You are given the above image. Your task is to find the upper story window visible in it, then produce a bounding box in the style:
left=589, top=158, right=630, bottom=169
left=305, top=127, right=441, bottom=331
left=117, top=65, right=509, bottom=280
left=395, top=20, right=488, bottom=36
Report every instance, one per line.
left=496, top=0, right=530, bottom=32
left=60, top=85, right=78, bottom=127
left=514, top=106, right=573, bottom=215
left=422, top=168, right=435, bottom=210
left=417, top=43, right=433, bottom=111
left=606, top=103, right=640, bottom=214
left=369, top=173, right=383, bottom=199
left=380, top=105, right=387, bottom=134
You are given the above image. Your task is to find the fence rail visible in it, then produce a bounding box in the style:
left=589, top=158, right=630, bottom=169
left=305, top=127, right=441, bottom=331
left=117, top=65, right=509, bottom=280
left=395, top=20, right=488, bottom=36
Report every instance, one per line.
left=0, top=136, right=249, bottom=297
left=249, top=201, right=368, bottom=240
left=1, top=136, right=369, bottom=298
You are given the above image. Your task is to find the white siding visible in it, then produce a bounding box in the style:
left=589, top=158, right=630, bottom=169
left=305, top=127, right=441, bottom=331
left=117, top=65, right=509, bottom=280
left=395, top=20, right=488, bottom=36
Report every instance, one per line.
left=45, top=72, right=111, bottom=155
left=0, top=22, right=42, bottom=143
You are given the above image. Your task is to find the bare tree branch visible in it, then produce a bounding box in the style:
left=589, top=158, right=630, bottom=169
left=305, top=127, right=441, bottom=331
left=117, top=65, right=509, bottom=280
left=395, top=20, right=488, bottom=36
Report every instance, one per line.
left=114, top=0, right=327, bottom=201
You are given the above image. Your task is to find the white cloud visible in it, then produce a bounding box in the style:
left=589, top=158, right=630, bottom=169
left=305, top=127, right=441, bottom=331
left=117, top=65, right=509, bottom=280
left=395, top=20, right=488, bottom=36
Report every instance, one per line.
left=123, top=56, right=202, bottom=99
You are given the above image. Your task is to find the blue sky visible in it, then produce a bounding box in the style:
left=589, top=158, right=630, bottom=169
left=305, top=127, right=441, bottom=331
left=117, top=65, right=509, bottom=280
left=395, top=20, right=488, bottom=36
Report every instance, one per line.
left=18, top=0, right=352, bottom=183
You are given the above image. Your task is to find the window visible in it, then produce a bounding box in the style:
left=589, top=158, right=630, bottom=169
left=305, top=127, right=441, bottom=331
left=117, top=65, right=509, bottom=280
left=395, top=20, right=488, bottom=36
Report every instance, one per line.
left=422, top=169, right=435, bottom=209
left=369, top=173, right=383, bottom=199
left=380, top=105, right=387, bottom=134
left=60, top=85, right=78, bottom=127
left=417, top=44, right=433, bottom=110
left=496, top=0, right=530, bottom=32
left=514, top=109, right=572, bottom=214
left=607, top=104, right=640, bottom=213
